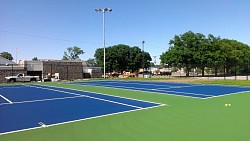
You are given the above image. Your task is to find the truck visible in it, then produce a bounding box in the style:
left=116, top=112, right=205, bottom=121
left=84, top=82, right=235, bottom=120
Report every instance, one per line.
left=5, top=73, right=40, bottom=83
left=152, top=68, right=172, bottom=76
left=159, top=68, right=172, bottom=76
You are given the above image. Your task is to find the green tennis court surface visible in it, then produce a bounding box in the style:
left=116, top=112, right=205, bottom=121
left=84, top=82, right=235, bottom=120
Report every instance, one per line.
left=1, top=81, right=250, bottom=141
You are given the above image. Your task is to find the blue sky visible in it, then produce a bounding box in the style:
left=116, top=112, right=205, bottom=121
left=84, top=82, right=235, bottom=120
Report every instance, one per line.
left=0, top=0, right=249, bottom=64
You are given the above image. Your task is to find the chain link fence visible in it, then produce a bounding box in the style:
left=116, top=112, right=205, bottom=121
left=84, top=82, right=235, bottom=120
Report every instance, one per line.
left=0, top=61, right=102, bottom=83
left=0, top=64, right=27, bottom=83
left=168, top=63, right=250, bottom=80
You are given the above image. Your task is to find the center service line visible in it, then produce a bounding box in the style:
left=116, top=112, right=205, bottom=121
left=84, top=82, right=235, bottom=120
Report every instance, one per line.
left=0, top=95, right=13, bottom=104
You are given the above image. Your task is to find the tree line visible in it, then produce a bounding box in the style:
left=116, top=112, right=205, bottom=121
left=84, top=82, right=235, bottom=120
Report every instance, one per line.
left=1, top=31, right=249, bottom=75
left=160, top=31, right=250, bottom=76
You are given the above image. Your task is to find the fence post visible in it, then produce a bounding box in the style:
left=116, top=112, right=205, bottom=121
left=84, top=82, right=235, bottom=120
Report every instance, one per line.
left=234, top=64, right=237, bottom=80
left=67, top=65, right=69, bottom=80
left=11, top=64, right=14, bottom=76
left=50, top=63, right=53, bottom=77
left=247, top=63, right=249, bottom=80
left=223, top=65, right=226, bottom=80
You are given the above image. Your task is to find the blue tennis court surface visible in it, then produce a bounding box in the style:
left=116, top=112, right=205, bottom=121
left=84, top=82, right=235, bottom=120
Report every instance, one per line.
left=0, top=84, right=163, bottom=135
left=68, top=80, right=250, bottom=99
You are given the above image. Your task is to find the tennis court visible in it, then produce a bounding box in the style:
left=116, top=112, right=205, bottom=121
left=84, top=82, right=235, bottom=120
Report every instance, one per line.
left=69, top=80, right=250, bottom=99
left=0, top=84, right=164, bottom=135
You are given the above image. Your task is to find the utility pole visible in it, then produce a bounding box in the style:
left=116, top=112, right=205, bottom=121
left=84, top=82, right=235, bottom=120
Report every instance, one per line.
left=153, top=56, right=156, bottom=65
left=142, top=41, right=145, bottom=78
left=16, top=48, right=18, bottom=63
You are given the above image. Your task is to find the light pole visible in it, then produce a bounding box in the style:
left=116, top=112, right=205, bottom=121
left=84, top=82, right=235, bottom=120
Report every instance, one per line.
left=16, top=48, right=18, bottom=63
left=142, top=41, right=145, bottom=78
left=95, top=8, right=112, bottom=79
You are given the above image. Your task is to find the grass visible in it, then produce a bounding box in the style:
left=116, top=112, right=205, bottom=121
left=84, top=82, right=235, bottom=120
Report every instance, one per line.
left=1, top=79, right=250, bottom=141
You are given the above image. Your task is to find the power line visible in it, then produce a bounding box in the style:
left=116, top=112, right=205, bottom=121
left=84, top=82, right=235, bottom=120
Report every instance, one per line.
left=0, top=29, right=146, bottom=47
left=0, top=29, right=141, bottom=46
left=0, top=29, right=102, bottom=44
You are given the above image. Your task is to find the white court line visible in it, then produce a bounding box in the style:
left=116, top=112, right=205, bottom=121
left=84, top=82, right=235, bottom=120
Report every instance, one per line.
left=79, top=80, right=250, bottom=89
left=149, top=89, right=213, bottom=97
left=0, top=95, right=13, bottom=104
left=70, top=80, right=250, bottom=100
left=93, top=82, right=196, bottom=89
left=85, top=95, right=143, bottom=109
left=202, top=90, right=250, bottom=99
left=26, top=85, right=144, bottom=109
left=71, top=80, right=250, bottom=99
left=36, top=84, right=165, bottom=106
left=71, top=83, right=209, bottom=99
left=79, top=83, right=213, bottom=97
left=0, top=85, right=26, bottom=89
left=27, top=85, right=83, bottom=96
left=0, top=104, right=165, bottom=135
left=0, top=95, right=85, bottom=106
left=169, top=86, right=195, bottom=88
left=0, top=84, right=166, bottom=135
left=0, top=85, right=146, bottom=110
left=100, top=81, right=199, bottom=87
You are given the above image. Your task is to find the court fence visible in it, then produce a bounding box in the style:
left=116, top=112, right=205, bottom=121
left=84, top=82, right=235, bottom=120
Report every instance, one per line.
left=1, top=62, right=249, bottom=82
left=163, top=63, right=250, bottom=80
left=0, top=61, right=102, bottom=83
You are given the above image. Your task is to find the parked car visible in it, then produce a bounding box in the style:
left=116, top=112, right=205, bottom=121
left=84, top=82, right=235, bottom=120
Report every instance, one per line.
left=5, top=73, right=40, bottom=82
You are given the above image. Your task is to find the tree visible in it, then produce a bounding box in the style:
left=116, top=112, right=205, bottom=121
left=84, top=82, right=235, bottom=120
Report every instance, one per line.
left=0, top=52, right=13, bottom=60
left=160, top=31, right=250, bottom=76
left=128, top=46, right=145, bottom=72
left=219, top=39, right=250, bottom=75
left=32, top=57, right=38, bottom=61
left=86, top=58, right=97, bottom=67
left=94, top=44, right=152, bottom=73
left=206, top=34, right=222, bottom=76
left=62, top=46, right=84, bottom=60
left=161, top=31, right=207, bottom=76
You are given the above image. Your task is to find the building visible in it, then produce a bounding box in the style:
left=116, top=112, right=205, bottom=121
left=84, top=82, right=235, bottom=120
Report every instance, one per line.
left=0, top=56, right=25, bottom=82
left=0, top=59, right=102, bottom=83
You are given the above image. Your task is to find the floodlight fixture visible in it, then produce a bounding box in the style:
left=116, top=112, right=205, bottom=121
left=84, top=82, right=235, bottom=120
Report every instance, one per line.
left=95, top=8, right=112, bottom=13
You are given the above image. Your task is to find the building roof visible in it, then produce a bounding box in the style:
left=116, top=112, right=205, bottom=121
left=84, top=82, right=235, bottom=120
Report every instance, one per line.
left=0, top=56, right=17, bottom=66
left=21, top=59, right=89, bottom=67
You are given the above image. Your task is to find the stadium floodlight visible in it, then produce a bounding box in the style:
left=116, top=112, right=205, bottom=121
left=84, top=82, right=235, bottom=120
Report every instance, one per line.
left=95, top=8, right=112, bottom=79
